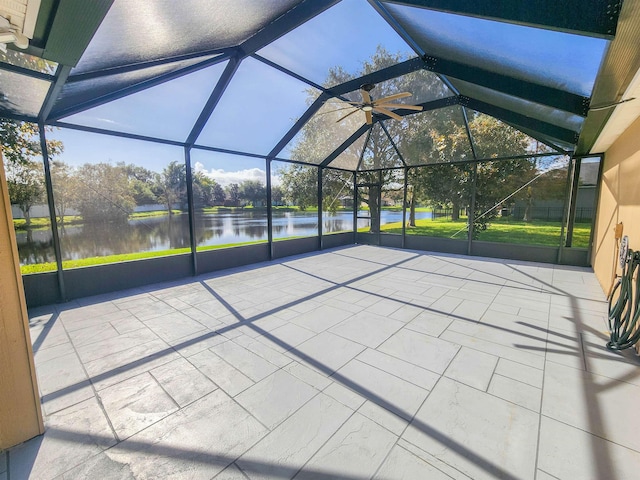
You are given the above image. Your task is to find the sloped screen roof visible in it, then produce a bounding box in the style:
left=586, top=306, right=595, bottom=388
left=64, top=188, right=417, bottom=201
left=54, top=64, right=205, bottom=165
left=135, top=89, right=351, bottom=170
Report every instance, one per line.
left=0, top=0, right=628, bottom=166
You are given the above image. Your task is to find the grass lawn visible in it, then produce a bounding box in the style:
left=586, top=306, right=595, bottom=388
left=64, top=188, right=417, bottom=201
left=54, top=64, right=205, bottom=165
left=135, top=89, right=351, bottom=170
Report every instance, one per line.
left=380, top=217, right=591, bottom=248
left=130, top=210, right=182, bottom=218
left=15, top=210, right=181, bottom=230
left=13, top=215, right=84, bottom=230
left=19, top=216, right=592, bottom=274
left=19, top=240, right=268, bottom=275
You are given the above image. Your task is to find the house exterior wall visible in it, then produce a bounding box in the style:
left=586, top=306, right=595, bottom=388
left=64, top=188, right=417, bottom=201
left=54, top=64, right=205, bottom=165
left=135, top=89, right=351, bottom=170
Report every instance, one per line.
left=0, top=151, right=44, bottom=449
left=592, top=114, right=640, bottom=351
left=592, top=116, right=640, bottom=295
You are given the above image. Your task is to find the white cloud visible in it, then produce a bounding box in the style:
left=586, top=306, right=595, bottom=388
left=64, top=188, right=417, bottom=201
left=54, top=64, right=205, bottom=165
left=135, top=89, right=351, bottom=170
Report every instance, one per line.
left=96, top=117, right=118, bottom=124
left=194, top=162, right=281, bottom=187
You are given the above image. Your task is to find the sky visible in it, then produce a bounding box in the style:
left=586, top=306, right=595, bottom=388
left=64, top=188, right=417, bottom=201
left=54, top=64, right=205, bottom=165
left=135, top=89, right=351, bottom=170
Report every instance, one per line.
left=50, top=0, right=414, bottom=184
left=47, top=0, right=608, bottom=182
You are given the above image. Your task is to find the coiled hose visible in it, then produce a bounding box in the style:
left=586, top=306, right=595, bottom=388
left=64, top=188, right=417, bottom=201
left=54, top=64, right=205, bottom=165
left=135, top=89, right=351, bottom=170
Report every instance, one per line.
left=607, top=249, right=640, bottom=350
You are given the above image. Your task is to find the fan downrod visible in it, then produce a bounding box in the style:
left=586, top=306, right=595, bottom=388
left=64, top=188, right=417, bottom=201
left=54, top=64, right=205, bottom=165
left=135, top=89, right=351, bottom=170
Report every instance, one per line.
left=361, top=83, right=376, bottom=92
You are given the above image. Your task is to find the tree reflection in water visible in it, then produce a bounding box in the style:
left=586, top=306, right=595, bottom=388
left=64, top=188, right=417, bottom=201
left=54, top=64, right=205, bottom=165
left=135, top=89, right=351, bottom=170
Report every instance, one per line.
left=16, top=209, right=426, bottom=266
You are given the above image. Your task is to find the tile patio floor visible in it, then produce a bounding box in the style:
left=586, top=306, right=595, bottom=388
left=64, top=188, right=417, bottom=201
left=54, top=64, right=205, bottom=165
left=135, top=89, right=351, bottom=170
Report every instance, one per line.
left=5, top=245, right=640, bottom=479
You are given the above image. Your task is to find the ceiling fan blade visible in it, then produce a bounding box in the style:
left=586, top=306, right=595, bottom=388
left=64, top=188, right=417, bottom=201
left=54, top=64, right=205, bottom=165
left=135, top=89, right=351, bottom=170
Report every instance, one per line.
left=336, top=108, right=360, bottom=123
left=344, top=101, right=364, bottom=105
left=375, top=92, right=412, bottom=104
left=365, top=111, right=373, bottom=125
left=361, top=89, right=371, bottom=104
left=381, top=104, right=423, bottom=111
left=374, top=107, right=403, bottom=121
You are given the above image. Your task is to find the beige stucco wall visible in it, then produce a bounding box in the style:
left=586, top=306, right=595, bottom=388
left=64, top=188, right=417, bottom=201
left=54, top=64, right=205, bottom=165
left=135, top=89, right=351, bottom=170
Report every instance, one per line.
left=592, top=115, right=640, bottom=293
left=0, top=151, right=44, bottom=450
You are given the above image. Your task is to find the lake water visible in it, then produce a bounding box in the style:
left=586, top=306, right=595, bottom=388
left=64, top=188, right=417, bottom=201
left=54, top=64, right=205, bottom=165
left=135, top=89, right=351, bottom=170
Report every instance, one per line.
left=15, top=209, right=432, bottom=265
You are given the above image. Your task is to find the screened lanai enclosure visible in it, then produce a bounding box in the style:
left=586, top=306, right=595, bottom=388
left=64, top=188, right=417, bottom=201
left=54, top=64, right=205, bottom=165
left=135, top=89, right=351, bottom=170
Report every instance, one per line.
left=1, top=0, right=632, bottom=306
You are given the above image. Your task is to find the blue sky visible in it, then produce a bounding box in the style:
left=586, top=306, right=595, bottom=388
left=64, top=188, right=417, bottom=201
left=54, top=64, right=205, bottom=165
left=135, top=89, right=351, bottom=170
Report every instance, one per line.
left=52, top=0, right=413, bottom=183
left=50, top=0, right=608, bottom=182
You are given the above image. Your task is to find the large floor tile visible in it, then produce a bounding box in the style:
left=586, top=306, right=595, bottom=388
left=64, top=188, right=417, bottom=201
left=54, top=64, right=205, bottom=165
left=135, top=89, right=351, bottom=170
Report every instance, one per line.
left=582, top=332, right=640, bottom=386
left=214, top=463, right=249, bottom=479
left=357, top=400, right=408, bottom=435
left=488, top=374, right=541, bottom=412
left=548, top=305, right=608, bottom=334
left=378, top=328, right=460, bottom=374
left=290, top=304, right=354, bottom=333
left=404, top=310, right=452, bottom=337
left=294, top=413, right=397, bottom=480
left=66, top=322, right=121, bottom=347
left=538, top=415, right=640, bottom=480
left=402, top=377, right=539, bottom=480
left=374, top=445, right=452, bottom=480
left=36, top=352, right=87, bottom=396
left=74, top=328, right=159, bottom=364
left=9, top=397, right=116, bottom=480
left=268, top=322, right=317, bottom=347
left=333, top=359, right=430, bottom=420
left=292, top=331, right=366, bottom=374
left=98, top=372, right=179, bottom=439
left=209, top=339, right=279, bottom=382
left=143, top=311, right=208, bottom=342
left=440, top=329, right=545, bottom=370
left=329, top=311, right=404, bottom=348
left=447, top=318, right=548, bottom=357
left=59, top=452, right=136, bottom=479
left=17, top=246, right=640, bottom=480
left=189, top=348, right=254, bottom=396
left=83, top=339, right=180, bottom=391
left=542, top=360, right=640, bottom=452
left=494, top=357, right=543, bottom=388
left=30, top=318, right=69, bottom=352
left=57, top=302, right=122, bottom=324
left=120, top=298, right=177, bottom=321
left=283, top=361, right=332, bottom=391
left=170, top=330, right=227, bottom=357
left=235, top=370, right=318, bottom=429
left=356, top=347, right=439, bottom=391
left=150, top=357, right=217, bottom=407
left=104, top=389, right=269, bottom=479
left=444, top=346, right=498, bottom=391
left=232, top=333, right=294, bottom=368
left=237, top=393, right=353, bottom=480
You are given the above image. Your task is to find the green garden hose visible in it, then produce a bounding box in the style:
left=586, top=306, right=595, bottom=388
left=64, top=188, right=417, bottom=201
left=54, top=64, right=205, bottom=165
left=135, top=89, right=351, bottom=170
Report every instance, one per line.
left=607, top=249, right=640, bottom=350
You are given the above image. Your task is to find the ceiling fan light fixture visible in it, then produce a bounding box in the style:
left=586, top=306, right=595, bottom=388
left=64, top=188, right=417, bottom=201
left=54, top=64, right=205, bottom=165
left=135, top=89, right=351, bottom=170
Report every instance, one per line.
left=362, top=105, right=373, bottom=112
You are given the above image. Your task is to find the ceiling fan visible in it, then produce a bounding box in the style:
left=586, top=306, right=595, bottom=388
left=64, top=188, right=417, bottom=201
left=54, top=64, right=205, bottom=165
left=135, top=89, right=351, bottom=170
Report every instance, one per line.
left=336, top=83, right=424, bottom=125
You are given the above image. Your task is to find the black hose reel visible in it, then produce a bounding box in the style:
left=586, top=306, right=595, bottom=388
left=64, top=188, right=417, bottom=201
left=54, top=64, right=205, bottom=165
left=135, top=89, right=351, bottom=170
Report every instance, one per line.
left=607, top=237, right=640, bottom=351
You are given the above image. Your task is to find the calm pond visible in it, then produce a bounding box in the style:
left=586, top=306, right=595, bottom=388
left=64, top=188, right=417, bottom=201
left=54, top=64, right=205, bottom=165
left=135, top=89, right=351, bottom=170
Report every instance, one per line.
left=15, top=209, right=432, bottom=265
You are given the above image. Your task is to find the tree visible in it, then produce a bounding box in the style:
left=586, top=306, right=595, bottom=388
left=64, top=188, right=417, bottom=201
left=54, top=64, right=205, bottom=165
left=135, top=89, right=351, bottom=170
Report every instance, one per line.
left=271, top=185, right=284, bottom=205
left=120, top=163, right=158, bottom=206
left=212, top=182, right=226, bottom=206
left=280, top=165, right=317, bottom=210
left=73, top=163, right=135, bottom=223
left=193, top=172, right=224, bottom=208
left=225, top=183, right=240, bottom=207
left=286, top=46, right=448, bottom=232
left=271, top=47, right=554, bottom=235
left=5, top=159, right=44, bottom=226
left=154, top=161, right=186, bottom=214
left=407, top=113, right=541, bottom=234
left=238, top=180, right=266, bottom=207
left=0, top=48, right=56, bottom=74
left=0, top=121, right=63, bottom=166
left=1, top=120, right=63, bottom=226
left=50, top=160, right=76, bottom=225
left=321, top=169, right=352, bottom=213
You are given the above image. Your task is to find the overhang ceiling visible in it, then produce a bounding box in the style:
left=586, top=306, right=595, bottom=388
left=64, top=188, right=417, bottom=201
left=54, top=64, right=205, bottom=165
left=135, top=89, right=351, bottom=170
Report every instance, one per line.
left=0, top=0, right=639, bottom=169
